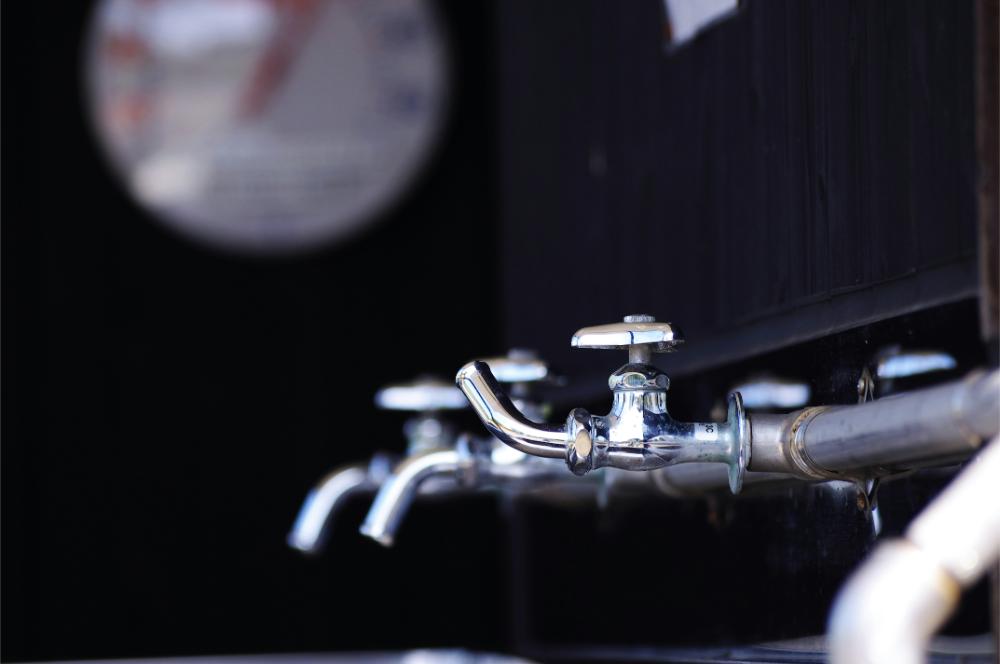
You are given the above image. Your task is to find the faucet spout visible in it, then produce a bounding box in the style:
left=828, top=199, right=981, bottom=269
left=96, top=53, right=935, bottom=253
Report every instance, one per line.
left=456, top=361, right=568, bottom=459
left=288, top=458, right=389, bottom=554
left=359, top=448, right=471, bottom=547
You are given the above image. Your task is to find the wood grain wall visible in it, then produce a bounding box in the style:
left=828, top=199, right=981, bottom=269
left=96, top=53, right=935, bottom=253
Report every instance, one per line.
left=497, top=0, right=982, bottom=380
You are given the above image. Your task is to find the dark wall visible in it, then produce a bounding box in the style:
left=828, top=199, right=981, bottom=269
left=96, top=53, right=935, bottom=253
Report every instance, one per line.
left=3, top=2, right=505, bottom=660
left=498, top=0, right=982, bottom=381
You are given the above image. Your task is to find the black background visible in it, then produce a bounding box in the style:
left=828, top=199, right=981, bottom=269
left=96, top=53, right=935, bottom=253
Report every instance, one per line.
left=4, top=1, right=508, bottom=660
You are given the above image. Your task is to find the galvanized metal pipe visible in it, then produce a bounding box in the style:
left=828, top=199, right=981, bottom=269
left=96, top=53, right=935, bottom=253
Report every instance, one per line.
left=749, top=370, right=999, bottom=479
left=828, top=436, right=1000, bottom=664
left=644, top=369, right=999, bottom=493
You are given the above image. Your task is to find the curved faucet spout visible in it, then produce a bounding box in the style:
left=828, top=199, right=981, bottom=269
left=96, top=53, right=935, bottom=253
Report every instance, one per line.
left=288, top=462, right=381, bottom=555
left=360, top=448, right=471, bottom=547
left=456, top=361, right=568, bottom=459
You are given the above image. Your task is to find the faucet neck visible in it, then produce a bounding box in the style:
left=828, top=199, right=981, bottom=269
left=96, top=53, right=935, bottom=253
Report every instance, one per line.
left=602, top=363, right=682, bottom=443
left=607, top=363, right=671, bottom=392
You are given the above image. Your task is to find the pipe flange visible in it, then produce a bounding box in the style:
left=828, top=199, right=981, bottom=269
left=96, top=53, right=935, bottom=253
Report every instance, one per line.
left=726, top=392, right=750, bottom=494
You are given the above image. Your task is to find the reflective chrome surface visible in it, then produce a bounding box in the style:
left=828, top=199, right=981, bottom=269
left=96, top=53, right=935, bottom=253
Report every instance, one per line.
left=360, top=446, right=471, bottom=547
left=458, top=316, right=999, bottom=497
left=455, top=361, right=566, bottom=459
left=360, top=351, right=578, bottom=547
left=748, top=369, right=1000, bottom=479
left=288, top=455, right=393, bottom=554
left=604, top=368, right=1000, bottom=497
left=571, top=313, right=682, bottom=364
left=290, top=376, right=467, bottom=555
left=457, top=316, right=750, bottom=494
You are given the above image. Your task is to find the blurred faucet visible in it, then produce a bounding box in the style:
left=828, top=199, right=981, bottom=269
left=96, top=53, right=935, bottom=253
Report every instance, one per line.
left=287, top=454, right=393, bottom=554
left=288, top=376, right=468, bottom=555
left=360, top=350, right=568, bottom=547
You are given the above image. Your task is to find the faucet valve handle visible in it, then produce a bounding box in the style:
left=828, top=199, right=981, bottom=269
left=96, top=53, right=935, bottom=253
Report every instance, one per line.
left=571, top=314, right=683, bottom=365
left=374, top=377, right=468, bottom=412
left=481, top=349, right=550, bottom=384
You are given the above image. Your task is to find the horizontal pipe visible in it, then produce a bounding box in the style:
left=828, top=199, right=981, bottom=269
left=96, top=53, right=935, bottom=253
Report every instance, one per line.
left=750, top=370, right=999, bottom=479
left=630, top=369, right=998, bottom=494
left=829, top=437, right=1000, bottom=664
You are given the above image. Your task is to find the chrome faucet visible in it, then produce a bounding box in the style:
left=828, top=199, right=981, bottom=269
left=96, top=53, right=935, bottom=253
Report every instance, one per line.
left=360, top=350, right=566, bottom=546
left=456, top=315, right=750, bottom=494
left=287, top=455, right=394, bottom=555
left=288, top=376, right=467, bottom=554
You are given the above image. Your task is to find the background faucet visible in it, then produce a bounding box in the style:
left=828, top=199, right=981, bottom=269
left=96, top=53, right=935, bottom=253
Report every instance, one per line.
left=456, top=315, right=750, bottom=494
left=360, top=350, right=570, bottom=547
left=287, top=376, right=468, bottom=555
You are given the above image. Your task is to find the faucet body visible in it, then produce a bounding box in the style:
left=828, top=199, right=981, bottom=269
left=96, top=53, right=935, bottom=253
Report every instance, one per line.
left=457, top=359, right=748, bottom=494
left=583, top=364, right=741, bottom=471
left=456, top=316, right=749, bottom=492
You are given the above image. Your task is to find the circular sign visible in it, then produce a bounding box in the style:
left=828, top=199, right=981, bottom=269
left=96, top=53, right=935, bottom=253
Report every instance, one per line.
left=87, top=0, right=449, bottom=254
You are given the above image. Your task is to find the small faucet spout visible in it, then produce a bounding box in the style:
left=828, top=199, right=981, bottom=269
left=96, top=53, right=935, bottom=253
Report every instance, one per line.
left=456, top=361, right=568, bottom=458
left=360, top=448, right=472, bottom=547
left=288, top=457, right=390, bottom=554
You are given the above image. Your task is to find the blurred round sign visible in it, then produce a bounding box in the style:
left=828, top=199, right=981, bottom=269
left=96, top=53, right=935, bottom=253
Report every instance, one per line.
left=87, top=0, right=449, bottom=254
